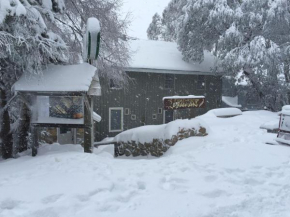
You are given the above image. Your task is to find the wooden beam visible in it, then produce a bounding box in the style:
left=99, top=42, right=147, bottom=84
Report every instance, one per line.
left=84, top=96, right=93, bottom=153
left=16, top=91, right=86, bottom=96
left=31, top=126, right=38, bottom=157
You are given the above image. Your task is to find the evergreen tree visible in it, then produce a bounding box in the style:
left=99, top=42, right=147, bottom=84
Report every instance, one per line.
left=147, top=13, right=163, bottom=40
left=155, top=0, right=290, bottom=111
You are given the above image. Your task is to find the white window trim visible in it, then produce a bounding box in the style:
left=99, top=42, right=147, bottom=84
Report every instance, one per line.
left=109, top=107, right=123, bottom=133
left=152, top=114, right=157, bottom=119
left=131, top=114, right=136, bottom=120
left=158, top=108, right=163, bottom=114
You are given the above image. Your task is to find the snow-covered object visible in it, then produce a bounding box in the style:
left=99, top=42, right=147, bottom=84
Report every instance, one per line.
left=222, top=96, right=241, bottom=108
left=13, top=63, right=101, bottom=95
left=93, top=112, right=101, bottom=122
left=276, top=113, right=290, bottom=145
left=208, top=108, right=242, bottom=118
left=260, top=120, right=279, bottom=131
left=163, top=95, right=205, bottom=100
left=127, top=39, right=217, bottom=74
left=114, top=118, right=207, bottom=144
left=83, top=17, right=101, bottom=61
left=281, top=105, right=290, bottom=115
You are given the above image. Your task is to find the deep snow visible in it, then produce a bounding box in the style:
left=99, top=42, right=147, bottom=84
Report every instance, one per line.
left=1, top=111, right=290, bottom=217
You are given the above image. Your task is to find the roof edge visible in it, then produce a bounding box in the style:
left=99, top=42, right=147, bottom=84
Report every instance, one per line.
left=125, top=67, right=215, bottom=75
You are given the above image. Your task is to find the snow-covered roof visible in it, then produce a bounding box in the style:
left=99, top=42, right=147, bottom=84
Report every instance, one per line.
left=163, top=95, right=205, bottom=100
left=13, top=63, right=101, bottom=95
left=127, top=40, right=217, bottom=74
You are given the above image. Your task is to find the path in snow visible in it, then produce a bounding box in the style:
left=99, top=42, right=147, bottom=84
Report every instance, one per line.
left=0, top=111, right=290, bottom=217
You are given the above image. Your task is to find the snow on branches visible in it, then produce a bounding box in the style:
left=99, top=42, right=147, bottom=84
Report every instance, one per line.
left=150, top=0, right=290, bottom=111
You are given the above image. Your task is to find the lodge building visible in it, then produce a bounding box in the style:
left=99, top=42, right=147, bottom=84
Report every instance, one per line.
left=94, top=40, right=222, bottom=141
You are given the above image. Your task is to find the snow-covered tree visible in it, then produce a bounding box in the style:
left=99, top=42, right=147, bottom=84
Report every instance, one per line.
left=147, top=13, right=163, bottom=40
left=156, top=0, right=290, bottom=111
left=161, top=0, right=187, bottom=42
left=0, top=0, right=67, bottom=159
left=53, top=0, right=131, bottom=85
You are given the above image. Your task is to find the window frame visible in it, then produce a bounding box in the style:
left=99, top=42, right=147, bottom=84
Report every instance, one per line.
left=109, top=107, right=124, bottom=133
left=125, top=108, right=130, bottom=115
left=158, top=108, right=163, bottom=114
left=152, top=114, right=157, bottom=120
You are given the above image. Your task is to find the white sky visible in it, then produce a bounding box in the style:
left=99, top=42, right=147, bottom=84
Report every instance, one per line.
left=121, top=0, right=171, bottom=39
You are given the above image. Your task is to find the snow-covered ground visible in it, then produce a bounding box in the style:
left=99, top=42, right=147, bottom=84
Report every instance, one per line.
left=1, top=111, right=290, bottom=217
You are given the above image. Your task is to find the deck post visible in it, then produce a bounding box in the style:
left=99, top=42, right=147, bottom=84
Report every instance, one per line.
left=31, top=126, right=38, bottom=157
left=84, top=96, right=93, bottom=153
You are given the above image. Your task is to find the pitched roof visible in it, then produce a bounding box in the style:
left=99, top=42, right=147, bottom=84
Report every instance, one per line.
left=127, top=39, right=217, bottom=74
left=13, top=63, right=101, bottom=95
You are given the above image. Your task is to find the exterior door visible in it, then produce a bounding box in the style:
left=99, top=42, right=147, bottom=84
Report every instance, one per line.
left=164, top=110, right=174, bottom=124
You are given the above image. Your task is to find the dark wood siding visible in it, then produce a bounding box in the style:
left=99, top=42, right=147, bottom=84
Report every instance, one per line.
left=94, top=71, right=222, bottom=141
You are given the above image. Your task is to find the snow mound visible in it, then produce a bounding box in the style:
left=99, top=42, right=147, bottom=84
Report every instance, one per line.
left=207, top=108, right=242, bottom=117
left=114, top=118, right=207, bottom=144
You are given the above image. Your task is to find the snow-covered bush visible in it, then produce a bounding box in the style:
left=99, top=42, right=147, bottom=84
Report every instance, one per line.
left=114, top=119, right=208, bottom=157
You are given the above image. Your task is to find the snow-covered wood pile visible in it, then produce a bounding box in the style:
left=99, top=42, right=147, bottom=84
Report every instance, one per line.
left=114, top=119, right=208, bottom=157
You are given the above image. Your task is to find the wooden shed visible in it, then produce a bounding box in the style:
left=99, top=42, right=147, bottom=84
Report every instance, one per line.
left=12, top=63, right=101, bottom=156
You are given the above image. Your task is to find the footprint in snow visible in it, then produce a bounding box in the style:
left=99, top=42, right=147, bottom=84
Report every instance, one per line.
left=0, top=199, right=22, bottom=210
left=204, top=175, right=218, bottom=182
left=42, top=194, right=63, bottom=204
left=201, top=189, right=229, bottom=198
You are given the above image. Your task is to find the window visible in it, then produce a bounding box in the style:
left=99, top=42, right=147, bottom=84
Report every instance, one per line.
left=165, top=74, right=174, bottom=89
left=109, top=79, right=122, bottom=89
left=152, top=114, right=157, bottom=119
left=49, top=96, right=83, bottom=119
left=131, top=114, right=136, bottom=120
left=197, top=75, right=205, bottom=89
left=158, top=108, right=163, bottom=114
left=60, top=127, right=71, bottom=134
left=125, top=108, right=130, bottom=115
left=109, top=107, right=123, bottom=132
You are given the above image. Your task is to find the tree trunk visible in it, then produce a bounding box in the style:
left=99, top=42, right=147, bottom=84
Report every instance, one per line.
left=17, top=102, right=30, bottom=153
left=0, top=89, right=13, bottom=159
left=243, top=69, right=276, bottom=111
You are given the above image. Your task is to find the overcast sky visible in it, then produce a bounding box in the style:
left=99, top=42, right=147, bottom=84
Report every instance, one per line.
left=121, top=0, right=171, bottom=39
